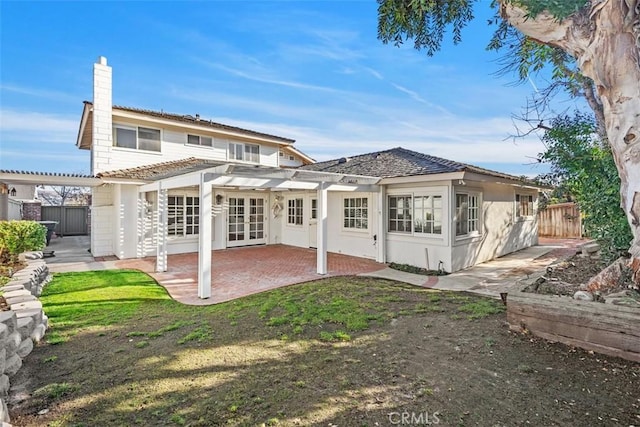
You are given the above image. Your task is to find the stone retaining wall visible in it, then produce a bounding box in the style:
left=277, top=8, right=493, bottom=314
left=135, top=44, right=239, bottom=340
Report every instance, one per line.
left=0, top=252, right=50, bottom=426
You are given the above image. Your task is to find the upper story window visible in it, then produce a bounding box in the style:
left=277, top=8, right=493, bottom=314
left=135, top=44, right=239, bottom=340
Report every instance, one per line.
left=187, top=134, right=213, bottom=147
left=388, top=194, right=442, bottom=235
left=343, top=197, right=368, bottom=230
left=228, top=142, right=260, bottom=163
left=516, top=194, right=534, bottom=219
left=455, top=192, right=480, bottom=237
left=114, top=126, right=161, bottom=152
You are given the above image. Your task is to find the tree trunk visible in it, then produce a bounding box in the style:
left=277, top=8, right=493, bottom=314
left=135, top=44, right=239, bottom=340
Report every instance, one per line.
left=501, top=0, right=640, bottom=286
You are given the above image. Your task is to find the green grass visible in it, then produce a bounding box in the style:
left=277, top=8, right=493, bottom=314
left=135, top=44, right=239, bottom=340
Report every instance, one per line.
left=41, top=270, right=173, bottom=338
left=457, top=299, right=506, bottom=320
left=33, top=382, right=78, bottom=400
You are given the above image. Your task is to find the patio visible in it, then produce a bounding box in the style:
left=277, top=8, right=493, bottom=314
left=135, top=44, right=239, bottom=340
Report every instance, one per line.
left=113, top=244, right=384, bottom=305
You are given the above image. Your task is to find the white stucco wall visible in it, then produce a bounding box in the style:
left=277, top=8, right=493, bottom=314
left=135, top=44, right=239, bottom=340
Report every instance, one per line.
left=277, top=190, right=378, bottom=260
left=384, top=183, right=453, bottom=271
left=93, top=119, right=283, bottom=173
left=90, top=184, right=114, bottom=257
left=451, top=182, right=538, bottom=272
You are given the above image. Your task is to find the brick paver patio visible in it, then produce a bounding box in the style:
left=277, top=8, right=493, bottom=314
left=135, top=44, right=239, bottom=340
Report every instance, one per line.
left=114, top=244, right=384, bottom=305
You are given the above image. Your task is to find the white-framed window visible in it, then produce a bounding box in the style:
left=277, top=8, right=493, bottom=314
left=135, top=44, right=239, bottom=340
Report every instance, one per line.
left=455, top=192, right=480, bottom=237
left=289, top=155, right=295, bottom=161
left=187, top=134, right=213, bottom=147
left=388, top=194, right=443, bottom=235
left=287, top=198, right=303, bottom=225
left=228, top=142, right=260, bottom=163
left=343, top=197, right=368, bottom=230
left=516, top=194, right=534, bottom=219
left=388, top=195, right=412, bottom=233
left=311, top=199, right=317, bottom=220
left=413, top=195, right=443, bottom=235
left=168, top=195, right=199, bottom=237
left=114, top=126, right=161, bottom=152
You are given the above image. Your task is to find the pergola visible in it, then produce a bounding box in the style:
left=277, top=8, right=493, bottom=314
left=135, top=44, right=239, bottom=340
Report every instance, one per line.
left=138, top=164, right=382, bottom=299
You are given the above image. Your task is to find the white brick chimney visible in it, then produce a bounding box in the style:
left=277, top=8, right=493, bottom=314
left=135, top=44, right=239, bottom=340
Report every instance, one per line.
left=91, top=56, right=113, bottom=174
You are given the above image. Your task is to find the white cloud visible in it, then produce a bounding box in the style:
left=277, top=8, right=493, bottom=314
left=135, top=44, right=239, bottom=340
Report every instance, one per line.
left=0, top=109, right=78, bottom=144
left=0, top=84, right=77, bottom=102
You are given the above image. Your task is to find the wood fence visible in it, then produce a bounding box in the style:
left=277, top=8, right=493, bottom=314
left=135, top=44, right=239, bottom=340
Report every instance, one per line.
left=538, top=202, right=582, bottom=238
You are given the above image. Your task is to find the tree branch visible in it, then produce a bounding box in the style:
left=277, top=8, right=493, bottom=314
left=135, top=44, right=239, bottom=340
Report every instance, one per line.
left=499, top=1, right=592, bottom=59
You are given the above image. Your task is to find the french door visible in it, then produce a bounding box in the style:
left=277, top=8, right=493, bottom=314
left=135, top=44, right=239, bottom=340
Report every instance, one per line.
left=227, top=196, right=266, bottom=247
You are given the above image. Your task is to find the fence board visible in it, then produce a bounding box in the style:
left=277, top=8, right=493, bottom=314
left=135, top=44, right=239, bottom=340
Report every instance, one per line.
left=538, top=202, right=582, bottom=238
left=41, top=206, right=89, bottom=236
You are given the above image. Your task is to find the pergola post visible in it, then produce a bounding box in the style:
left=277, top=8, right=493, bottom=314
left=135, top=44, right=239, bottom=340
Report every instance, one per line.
left=198, top=172, right=212, bottom=299
left=376, top=186, right=386, bottom=263
left=317, top=182, right=328, bottom=274
left=156, top=184, right=168, bottom=272
left=137, top=192, right=146, bottom=258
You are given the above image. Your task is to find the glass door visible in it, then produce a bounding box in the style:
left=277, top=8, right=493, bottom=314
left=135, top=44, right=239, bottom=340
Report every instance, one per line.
left=227, top=196, right=266, bottom=247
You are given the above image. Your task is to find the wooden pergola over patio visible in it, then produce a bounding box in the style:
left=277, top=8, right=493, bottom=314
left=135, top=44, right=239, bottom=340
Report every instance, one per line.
left=138, top=163, right=381, bottom=299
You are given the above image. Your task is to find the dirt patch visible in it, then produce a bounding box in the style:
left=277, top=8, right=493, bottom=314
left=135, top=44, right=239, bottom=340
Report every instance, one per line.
left=8, top=277, right=640, bottom=427
left=524, top=255, right=640, bottom=305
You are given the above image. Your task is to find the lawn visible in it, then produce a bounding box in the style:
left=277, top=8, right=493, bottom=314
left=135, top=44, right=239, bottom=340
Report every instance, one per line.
left=9, top=270, right=640, bottom=426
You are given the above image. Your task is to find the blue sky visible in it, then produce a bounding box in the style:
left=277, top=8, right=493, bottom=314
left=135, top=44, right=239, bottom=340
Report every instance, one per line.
left=1, top=1, right=582, bottom=176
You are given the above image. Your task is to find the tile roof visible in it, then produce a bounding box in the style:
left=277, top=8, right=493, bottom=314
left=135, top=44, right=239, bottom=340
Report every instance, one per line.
left=96, top=158, right=225, bottom=181
left=84, top=102, right=296, bottom=144
left=299, top=147, right=536, bottom=184
left=0, top=170, right=94, bottom=178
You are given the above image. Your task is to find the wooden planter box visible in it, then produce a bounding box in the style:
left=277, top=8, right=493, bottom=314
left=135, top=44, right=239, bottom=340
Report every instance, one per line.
left=507, top=287, right=640, bottom=363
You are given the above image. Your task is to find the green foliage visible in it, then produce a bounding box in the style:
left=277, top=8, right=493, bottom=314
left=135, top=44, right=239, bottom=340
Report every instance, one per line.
left=0, top=220, right=46, bottom=263
left=512, top=0, right=589, bottom=20
left=377, top=0, right=476, bottom=55
left=378, top=1, right=592, bottom=109
left=538, top=112, right=632, bottom=261
left=389, top=262, right=448, bottom=276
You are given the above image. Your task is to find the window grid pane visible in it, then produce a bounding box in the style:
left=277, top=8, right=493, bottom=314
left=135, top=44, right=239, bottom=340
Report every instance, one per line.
left=456, top=194, right=469, bottom=236
left=115, top=128, right=136, bottom=149
left=287, top=198, right=303, bottom=225
left=138, top=127, right=161, bottom=152
left=343, top=197, right=368, bottom=230
left=388, top=196, right=411, bottom=233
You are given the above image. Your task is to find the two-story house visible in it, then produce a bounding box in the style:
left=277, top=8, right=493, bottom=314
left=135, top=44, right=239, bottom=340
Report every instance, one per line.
left=76, top=57, right=540, bottom=299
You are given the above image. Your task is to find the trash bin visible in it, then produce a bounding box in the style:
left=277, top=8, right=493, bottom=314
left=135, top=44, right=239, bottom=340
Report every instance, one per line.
left=38, top=221, right=58, bottom=246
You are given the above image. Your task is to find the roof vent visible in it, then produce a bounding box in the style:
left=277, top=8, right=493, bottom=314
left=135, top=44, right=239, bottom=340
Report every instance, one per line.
left=338, top=157, right=350, bottom=164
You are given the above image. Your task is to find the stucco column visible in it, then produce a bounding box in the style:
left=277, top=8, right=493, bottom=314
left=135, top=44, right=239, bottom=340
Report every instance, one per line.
left=317, top=182, right=328, bottom=274
left=198, top=173, right=212, bottom=299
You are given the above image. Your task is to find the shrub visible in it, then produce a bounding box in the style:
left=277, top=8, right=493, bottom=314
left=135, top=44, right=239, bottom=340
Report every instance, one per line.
left=0, top=220, right=47, bottom=263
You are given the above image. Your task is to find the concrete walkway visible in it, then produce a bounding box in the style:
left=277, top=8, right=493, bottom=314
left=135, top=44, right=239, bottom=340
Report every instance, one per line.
left=45, top=235, right=119, bottom=273
left=362, top=239, right=585, bottom=298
